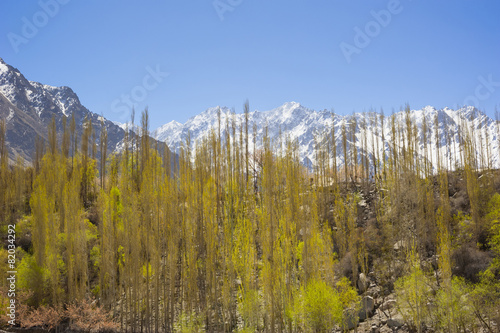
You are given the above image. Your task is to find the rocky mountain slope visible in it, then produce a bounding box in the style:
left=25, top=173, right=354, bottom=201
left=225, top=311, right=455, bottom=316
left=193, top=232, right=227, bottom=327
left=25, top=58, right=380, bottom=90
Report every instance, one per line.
left=0, top=58, right=160, bottom=164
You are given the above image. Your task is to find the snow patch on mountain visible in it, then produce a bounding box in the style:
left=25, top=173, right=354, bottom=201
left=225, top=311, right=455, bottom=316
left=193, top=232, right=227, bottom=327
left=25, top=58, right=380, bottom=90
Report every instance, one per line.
left=6, top=108, right=14, bottom=122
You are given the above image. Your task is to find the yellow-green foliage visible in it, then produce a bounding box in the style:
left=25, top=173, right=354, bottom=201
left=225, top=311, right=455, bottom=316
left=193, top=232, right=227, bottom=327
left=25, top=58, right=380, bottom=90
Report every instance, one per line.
left=394, top=251, right=431, bottom=331
left=486, top=193, right=500, bottom=264
left=17, top=254, right=48, bottom=306
left=434, top=277, right=475, bottom=333
left=295, top=279, right=342, bottom=333
left=336, top=277, right=361, bottom=322
left=294, top=277, right=359, bottom=333
left=237, top=288, right=261, bottom=331
left=174, top=311, right=204, bottom=333
left=470, top=269, right=500, bottom=327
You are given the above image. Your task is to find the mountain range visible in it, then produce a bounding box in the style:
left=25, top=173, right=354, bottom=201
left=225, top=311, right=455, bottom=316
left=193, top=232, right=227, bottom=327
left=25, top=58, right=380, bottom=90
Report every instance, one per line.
left=1, top=57, right=499, bottom=171
left=156, top=102, right=500, bottom=171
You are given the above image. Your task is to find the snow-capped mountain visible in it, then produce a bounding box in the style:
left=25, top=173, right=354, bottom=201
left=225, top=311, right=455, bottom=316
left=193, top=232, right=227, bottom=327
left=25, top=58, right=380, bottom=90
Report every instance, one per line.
left=156, top=102, right=500, bottom=170
left=0, top=57, right=130, bottom=163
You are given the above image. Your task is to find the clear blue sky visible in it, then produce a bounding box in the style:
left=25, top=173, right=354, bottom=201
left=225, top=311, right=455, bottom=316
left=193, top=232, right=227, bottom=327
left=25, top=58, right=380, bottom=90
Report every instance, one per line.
left=1, top=1, right=499, bottom=129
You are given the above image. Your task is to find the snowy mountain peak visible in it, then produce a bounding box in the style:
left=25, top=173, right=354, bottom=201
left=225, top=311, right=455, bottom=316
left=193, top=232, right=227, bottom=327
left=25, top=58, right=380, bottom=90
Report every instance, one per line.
left=422, top=105, right=436, bottom=113
left=273, top=101, right=305, bottom=115
left=199, top=106, right=231, bottom=117
left=281, top=101, right=301, bottom=109
left=166, top=119, right=182, bottom=127
left=157, top=120, right=182, bottom=133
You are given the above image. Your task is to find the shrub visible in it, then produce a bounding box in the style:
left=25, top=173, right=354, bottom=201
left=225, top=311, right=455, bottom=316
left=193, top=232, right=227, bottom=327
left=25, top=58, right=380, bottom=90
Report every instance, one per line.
left=451, top=244, right=491, bottom=282
left=301, top=279, right=342, bottom=332
left=16, top=299, right=118, bottom=333
left=294, top=278, right=359, bottom=333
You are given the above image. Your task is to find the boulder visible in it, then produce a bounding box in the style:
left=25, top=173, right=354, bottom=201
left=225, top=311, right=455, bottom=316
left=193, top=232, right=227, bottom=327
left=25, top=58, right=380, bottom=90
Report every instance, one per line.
left=357, top=273, right=369, bottom=293
left=387, top=315, right=404, bottom=329
left=343, top=308, right=359, bottom=331
left=379, top=325, right=393, bottom=333
left=367, top=284, right=381, bottom=299
left=358, top=321, right=372, bottom=332
left=393, top=240, right=407, bottom=251
left=359, top=296, right=375, bottom=321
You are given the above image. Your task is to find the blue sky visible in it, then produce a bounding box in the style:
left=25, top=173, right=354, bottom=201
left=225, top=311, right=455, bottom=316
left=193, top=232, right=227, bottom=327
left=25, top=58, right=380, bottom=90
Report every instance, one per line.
left=1, top=0, right=499, bottom=129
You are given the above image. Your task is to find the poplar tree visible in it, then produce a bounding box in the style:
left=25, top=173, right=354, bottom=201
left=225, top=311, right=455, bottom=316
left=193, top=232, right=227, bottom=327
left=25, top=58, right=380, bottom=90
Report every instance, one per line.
left=100, top=117, right=108, bottom=189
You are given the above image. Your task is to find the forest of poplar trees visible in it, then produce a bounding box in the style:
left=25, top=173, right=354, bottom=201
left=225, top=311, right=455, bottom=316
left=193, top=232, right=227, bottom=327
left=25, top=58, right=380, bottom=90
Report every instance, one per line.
left=0, top=103, right=500, bottom=332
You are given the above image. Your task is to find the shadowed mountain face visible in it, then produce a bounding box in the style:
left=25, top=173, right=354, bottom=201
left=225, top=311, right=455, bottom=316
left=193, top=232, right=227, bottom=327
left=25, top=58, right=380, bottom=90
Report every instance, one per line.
left=0, top=58, right=152, bottom=164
